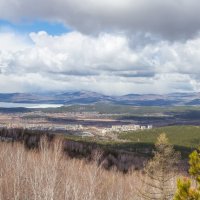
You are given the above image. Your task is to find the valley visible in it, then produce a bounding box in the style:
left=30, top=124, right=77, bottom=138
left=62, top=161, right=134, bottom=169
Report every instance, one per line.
left=0, top=101, right=200, bottom=157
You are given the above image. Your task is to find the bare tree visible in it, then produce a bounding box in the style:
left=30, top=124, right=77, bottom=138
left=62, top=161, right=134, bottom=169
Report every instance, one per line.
left=0, top=136, right=142, bottom=200
left=138, top=133, right=180, bottom=200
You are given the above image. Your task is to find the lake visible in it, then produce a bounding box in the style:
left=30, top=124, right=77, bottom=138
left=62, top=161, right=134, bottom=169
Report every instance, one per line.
left=0, top=102, right=63, bottom=108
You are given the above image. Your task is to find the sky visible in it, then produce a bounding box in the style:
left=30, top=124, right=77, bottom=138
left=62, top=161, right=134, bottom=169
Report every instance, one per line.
left=0, top=0, right=200, bottom=95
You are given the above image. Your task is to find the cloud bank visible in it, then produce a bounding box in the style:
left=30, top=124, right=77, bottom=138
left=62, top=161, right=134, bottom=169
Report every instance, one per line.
left=1, top=0, right=200, bottom=40
left=0, top=0, right=200, bottom=94
left=0, top=30, right=200, bottom=94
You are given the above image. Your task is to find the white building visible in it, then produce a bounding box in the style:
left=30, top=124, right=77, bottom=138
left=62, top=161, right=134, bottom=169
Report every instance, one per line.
left=102, top=124, right=153, bottom=134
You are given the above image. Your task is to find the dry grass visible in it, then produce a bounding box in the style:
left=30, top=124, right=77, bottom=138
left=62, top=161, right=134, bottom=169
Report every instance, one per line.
left=0, top=138, right=145, bottom=200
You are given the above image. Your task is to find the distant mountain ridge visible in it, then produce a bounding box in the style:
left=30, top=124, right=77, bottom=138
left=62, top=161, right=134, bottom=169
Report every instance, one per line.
left=0, top=91, right=200, bottom=106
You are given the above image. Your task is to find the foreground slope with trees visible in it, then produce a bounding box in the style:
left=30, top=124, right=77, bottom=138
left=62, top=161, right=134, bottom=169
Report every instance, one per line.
left=0, top=139, right=138, bottom=200
left=0, top=130, right=200, bottom=199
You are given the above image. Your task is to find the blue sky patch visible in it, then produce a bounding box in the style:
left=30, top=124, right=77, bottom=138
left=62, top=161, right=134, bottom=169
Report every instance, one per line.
left=0, top=20, right=71, bottom=35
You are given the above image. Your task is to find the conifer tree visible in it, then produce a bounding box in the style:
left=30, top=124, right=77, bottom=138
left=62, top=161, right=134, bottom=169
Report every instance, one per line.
left=139, top=133, right=180, bottom=200
left=174, top=148, right=200, bottom=200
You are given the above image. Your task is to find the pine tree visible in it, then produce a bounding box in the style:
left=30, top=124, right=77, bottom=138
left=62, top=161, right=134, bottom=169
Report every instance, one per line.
left=138, top=133, right=180, bottom=200
left=174, top=148, right=200, bottom=200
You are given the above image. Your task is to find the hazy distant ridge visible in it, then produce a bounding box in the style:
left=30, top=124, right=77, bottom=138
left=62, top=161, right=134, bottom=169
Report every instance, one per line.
left=0, top=91, right=200, bottom=106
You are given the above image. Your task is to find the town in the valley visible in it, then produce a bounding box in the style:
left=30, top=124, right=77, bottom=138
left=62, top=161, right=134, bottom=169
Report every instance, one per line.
left=0, top=111, right=153, bottom=137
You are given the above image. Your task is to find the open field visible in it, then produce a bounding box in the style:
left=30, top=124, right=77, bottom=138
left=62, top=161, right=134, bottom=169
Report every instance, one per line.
left=118, top=126, right=200, bottom=149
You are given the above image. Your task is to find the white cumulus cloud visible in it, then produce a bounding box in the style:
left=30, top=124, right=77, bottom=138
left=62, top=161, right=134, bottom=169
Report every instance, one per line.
left=0, top=30, right=200, bottom=94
